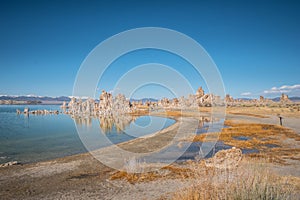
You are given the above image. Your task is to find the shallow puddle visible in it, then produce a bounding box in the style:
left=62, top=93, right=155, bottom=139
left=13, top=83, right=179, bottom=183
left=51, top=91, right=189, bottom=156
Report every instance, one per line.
left=177, top=141, right=233, bottom=161
left=242, top=148, right=259, bottom=154
left=233, top=136, right=250, bottom=141
left=264, top=143, right=280, bottom=148
left=177, top=141, right=260, bottom=162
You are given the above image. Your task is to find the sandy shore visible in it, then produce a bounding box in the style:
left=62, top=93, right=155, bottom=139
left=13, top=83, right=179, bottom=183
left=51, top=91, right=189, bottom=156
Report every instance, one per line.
left=0, top=109, right=299, bottom=199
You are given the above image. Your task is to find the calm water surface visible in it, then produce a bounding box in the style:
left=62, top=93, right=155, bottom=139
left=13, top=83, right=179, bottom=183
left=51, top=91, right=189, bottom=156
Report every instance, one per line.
left=0, top=105, right=175, bottom=164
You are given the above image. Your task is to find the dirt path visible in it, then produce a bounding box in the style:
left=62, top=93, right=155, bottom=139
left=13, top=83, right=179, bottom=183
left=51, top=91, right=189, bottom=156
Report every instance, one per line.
left=226, top=114, right=300, bottom=134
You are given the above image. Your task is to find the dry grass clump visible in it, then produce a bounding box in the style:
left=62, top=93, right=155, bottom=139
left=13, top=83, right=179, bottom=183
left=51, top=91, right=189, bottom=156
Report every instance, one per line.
left=130, top=109, right=150, bottom=116
left=109, top=157, right=157, bottom=184
left=110, top=162, right=193, bottom=184
left=110, top=170, right=161, bottom=184
left=109, top=156, right=198, bottom=184
left=172, top=158, right=298, bottom=200
left=227, top=112, right=268, bottom=118
left=163, top=110, right=201, bottom=117
left=109, top=155, right=299, bottom=199
left=109, top=168, right=167, bottom=184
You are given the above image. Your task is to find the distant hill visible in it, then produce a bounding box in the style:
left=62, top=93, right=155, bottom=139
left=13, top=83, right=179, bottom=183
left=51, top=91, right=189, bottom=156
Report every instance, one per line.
left=289, top=97, right=300, bottom=102
left=0, top=95, right=160, bottom=102
left=0, top=96, right=160, bottom=104
left=237, top=98, right=253, bottom=101
left=0, top=95, right=71, bottom=103
left=0, top=96, right=160, bottom=103
left=271, top=97, right=280, bottom=102
left=1, top=95, right=299, bottom=104
left=130, top=98, right=158, bottom=103
left=271, top=96, right=300, bottom=102
left=237, top=96, right=300, bottom=102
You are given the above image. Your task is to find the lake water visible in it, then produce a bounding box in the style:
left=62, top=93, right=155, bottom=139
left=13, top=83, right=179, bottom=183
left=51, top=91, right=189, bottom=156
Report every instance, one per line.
left=0, top=105, right=175, bottom=164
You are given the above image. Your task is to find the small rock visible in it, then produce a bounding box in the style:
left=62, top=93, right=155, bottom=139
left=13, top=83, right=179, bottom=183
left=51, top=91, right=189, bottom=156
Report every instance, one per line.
left=205, top=147, right=242, bottom=169
left=0, top=161, right=20, bottom=167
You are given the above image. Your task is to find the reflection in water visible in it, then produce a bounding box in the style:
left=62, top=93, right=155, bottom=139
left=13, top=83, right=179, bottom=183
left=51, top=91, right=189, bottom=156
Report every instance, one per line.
left=73, top=114, right=219, bottom=135
left=196, top=116, right=220, bottom=134
left=73, top=116, right=93, bottom=128
left=100, top=114, right=137, bottom=133
left=72, top=114, right=137, bottom=134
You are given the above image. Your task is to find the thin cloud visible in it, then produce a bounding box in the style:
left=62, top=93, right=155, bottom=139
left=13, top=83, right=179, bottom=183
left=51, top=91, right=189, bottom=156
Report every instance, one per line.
left=241, top=92, right=251, bottom=96
left=263, top=84, right=300, bottom=94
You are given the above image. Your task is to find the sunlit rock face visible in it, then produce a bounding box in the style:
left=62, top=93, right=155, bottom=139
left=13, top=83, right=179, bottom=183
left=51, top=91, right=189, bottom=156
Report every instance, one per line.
left=178, top=96, right=187, bottom=108
left=259, top=96, right=265, bottom=102
left=225, top=94, right=234, bottom=104
left=98, top=90, right=113, bottom=113
left=280, top=93, right=292, bottom=104
left=257, top=95, right=274, bottom=106
left=113, top=94, right=131, bottom=114
left=67, top=97, right=77, bottom=114
left=156, top=87, right=216, bottom=108
left=171, top=98, right=179, bottom=107
left=200, top=94, right=213, bottom=107
left=196, top=86, right=205, bottom=98
left=66, top=86, right=296, bottom=114
left=61, top=101, right=68, bottom=108
left=187, top=94, right=197, bottom=107
left=158, top=98, right=170, bottom=107
left=66, top=90, right=133, bottom=116
left=195, top=87, right=221, bottom=107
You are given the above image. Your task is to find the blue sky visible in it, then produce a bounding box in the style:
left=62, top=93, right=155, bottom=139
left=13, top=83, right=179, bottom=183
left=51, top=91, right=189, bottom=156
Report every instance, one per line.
left=0, top=0, right=299, bottom=99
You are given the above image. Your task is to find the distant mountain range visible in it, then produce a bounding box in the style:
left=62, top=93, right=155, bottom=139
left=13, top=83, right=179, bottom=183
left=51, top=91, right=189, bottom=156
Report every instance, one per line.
left=1, top=95, right=300, bottom=104
left=237, top=97, right=300, bottom=102
left=130, top=98, right=158, bottom=103
left=271, top=96, right=300, bottom=102
left=0, top=95, right=71, bottom=102
left=0, top=95, right=160, bottom=104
